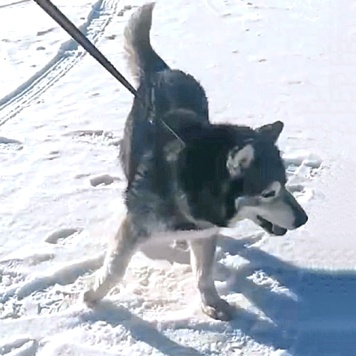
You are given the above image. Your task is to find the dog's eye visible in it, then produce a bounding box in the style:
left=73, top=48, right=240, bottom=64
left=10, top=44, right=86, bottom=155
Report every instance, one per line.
left=261, top=190, right=275, bottom=199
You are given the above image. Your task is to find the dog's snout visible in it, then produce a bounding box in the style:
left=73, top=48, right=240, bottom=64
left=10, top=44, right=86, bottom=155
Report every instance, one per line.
left=284, top=190, right=308, bottom=229
left=294, top=210, right=308, bottom=228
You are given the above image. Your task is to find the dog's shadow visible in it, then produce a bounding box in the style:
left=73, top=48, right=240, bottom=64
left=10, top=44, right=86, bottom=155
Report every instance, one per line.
left=81, top=237, right=356, bottom=356
left=78, top=301, right=207, bottom=356
left=214, top=236, right=356, bottom=355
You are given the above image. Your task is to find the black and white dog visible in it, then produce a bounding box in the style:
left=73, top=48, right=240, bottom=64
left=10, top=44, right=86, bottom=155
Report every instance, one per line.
left=83, top=2, right=308, bottom=320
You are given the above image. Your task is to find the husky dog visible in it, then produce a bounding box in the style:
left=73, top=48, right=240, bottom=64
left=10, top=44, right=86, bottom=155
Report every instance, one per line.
left=83, top=2, right=308, bottom=320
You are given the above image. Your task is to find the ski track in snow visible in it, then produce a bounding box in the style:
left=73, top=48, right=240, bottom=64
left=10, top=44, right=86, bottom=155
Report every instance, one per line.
left=0, top=0, right=133, bottom=127
left=0, top=0, right=29, bottom=10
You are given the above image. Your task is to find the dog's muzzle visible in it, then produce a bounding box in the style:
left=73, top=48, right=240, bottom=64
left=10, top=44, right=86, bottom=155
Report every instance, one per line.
left=234, top=193, right=308, bottom=236
left=256, top=215, right=287, bottom=236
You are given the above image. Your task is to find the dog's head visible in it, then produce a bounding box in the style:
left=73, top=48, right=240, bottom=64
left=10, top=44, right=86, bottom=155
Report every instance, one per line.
left=227, top=121, right=308, bottom=235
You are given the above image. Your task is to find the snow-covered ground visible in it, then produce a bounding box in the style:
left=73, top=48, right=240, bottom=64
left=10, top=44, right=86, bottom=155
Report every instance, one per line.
left=1, top=0, right=355, bottom=354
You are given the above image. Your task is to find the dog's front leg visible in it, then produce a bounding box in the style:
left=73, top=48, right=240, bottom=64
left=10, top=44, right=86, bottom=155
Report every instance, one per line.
left=189, top=236, right=233, bottom=321
left=83, top=216, right=138, bottom=306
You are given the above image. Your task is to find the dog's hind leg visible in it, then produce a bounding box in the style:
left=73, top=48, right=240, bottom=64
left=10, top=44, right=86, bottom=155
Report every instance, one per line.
left=83, top=216, right=138, bottom=306
left=189, top=237, right=233, bottom=321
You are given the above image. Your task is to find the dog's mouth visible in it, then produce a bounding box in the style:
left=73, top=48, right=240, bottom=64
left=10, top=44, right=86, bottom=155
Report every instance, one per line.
left=256, top=215, right=287, bottom=236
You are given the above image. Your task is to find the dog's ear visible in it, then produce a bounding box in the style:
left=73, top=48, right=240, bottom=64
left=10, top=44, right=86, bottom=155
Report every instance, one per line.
left=255, top=121, right=284, bottom=143
left=226, top=144, right=254, bottom=177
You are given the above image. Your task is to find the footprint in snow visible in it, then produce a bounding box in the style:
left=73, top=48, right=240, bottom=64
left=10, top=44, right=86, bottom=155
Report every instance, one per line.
left=286, top=80, right=304, bottom=85
left=283, top=151, right=322, bottom=170
left=0, top=267, right=27, bottom=290
left=284, top=152, right=322, bottom=180
left=283, top=151, right=322, bottom=203
left=286, top=183, right=304, bottom=193
left=1, top=253, right=105, bottom=303
left=64, top=129, right=120, bottom=146
left=1, top=251, right=54, bottom=269
left=64, top=129, right=113, bottom=138
left=0, top=337, right=38, bottom=356
left=0, top=136, right=23, bottom=151
left=0, top=136, right=21, bottom=144
left=45, top=228, right=82, bottom=245
left=105, top=34, right=117, bottom=40
left=117, top=4, right=135, bottom=16
left=89, top=174, right=121, bottom=187
left=36, top=27, right=55, bottom=36
left=42, top=150, right=60, bottom=161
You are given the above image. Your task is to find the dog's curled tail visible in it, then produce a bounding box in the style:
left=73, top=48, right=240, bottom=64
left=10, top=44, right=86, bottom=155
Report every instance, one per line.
left=124, top=2, right=168, bottom=84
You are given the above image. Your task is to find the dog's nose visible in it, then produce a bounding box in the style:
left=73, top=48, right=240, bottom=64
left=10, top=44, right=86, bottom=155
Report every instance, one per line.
left=294, top=211, right=308, bottom=228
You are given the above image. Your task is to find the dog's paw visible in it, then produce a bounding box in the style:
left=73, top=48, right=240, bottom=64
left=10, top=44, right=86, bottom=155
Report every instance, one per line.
left=201, top=297, right=234, bottom=321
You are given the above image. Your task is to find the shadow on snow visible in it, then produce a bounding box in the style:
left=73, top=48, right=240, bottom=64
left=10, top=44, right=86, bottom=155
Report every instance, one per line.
left=78, top=236, right=356, bottom=356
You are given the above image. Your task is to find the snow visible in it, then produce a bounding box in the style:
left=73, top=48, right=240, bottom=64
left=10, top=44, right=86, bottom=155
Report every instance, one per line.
left=0, top=0, right=355, bottom=354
